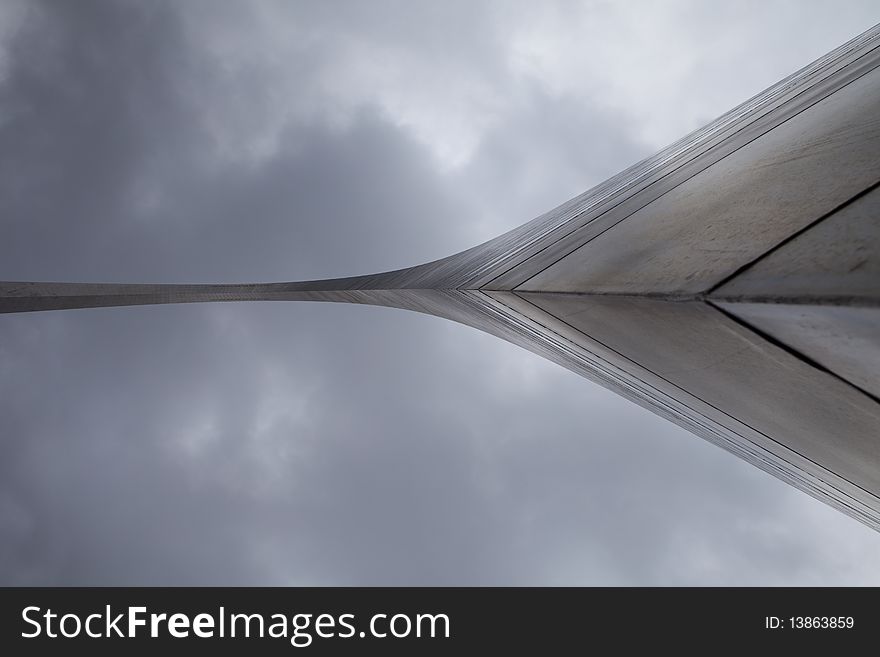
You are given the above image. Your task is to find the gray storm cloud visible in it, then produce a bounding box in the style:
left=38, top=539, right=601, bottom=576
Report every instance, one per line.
left=1, top=0, right=880, bottom=585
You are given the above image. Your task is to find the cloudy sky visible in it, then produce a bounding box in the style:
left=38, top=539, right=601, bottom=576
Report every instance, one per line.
left=1, top=0, right=879, bottom=586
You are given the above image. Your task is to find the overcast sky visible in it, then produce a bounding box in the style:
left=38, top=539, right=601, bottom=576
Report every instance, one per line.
left=2, top=0, right=880, bottom=586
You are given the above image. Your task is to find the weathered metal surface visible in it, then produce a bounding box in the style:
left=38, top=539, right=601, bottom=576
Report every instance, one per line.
left=711, top=182, right=880, bottom=399
left=711, top=184, right=880, bottom=305
left=714, top=303, right=880, bottom=400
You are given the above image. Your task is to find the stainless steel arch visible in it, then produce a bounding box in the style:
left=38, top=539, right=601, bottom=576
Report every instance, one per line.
left=4, top=24, right=880, bottom=529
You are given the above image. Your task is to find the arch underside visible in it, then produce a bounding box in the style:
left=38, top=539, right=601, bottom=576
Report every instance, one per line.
left=3, top=25, right=880, bottom=528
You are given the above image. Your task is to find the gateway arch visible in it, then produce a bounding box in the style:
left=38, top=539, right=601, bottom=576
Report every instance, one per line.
left=3, top=25, right=880, bottom=529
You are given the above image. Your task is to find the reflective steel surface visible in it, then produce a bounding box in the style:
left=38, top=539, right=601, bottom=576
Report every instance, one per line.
left=3, top=24, right=880, bottom=529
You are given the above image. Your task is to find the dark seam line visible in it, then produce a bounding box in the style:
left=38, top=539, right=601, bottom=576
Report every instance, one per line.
left=705, top=295, right=880, bottom=308
left=484, top=45, right=880, bottom=293
left=503, top=290, right=880, bottom=505
left=704, top=178, right=880, bottom=296
left=707, top=299, right=880, bottom=406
